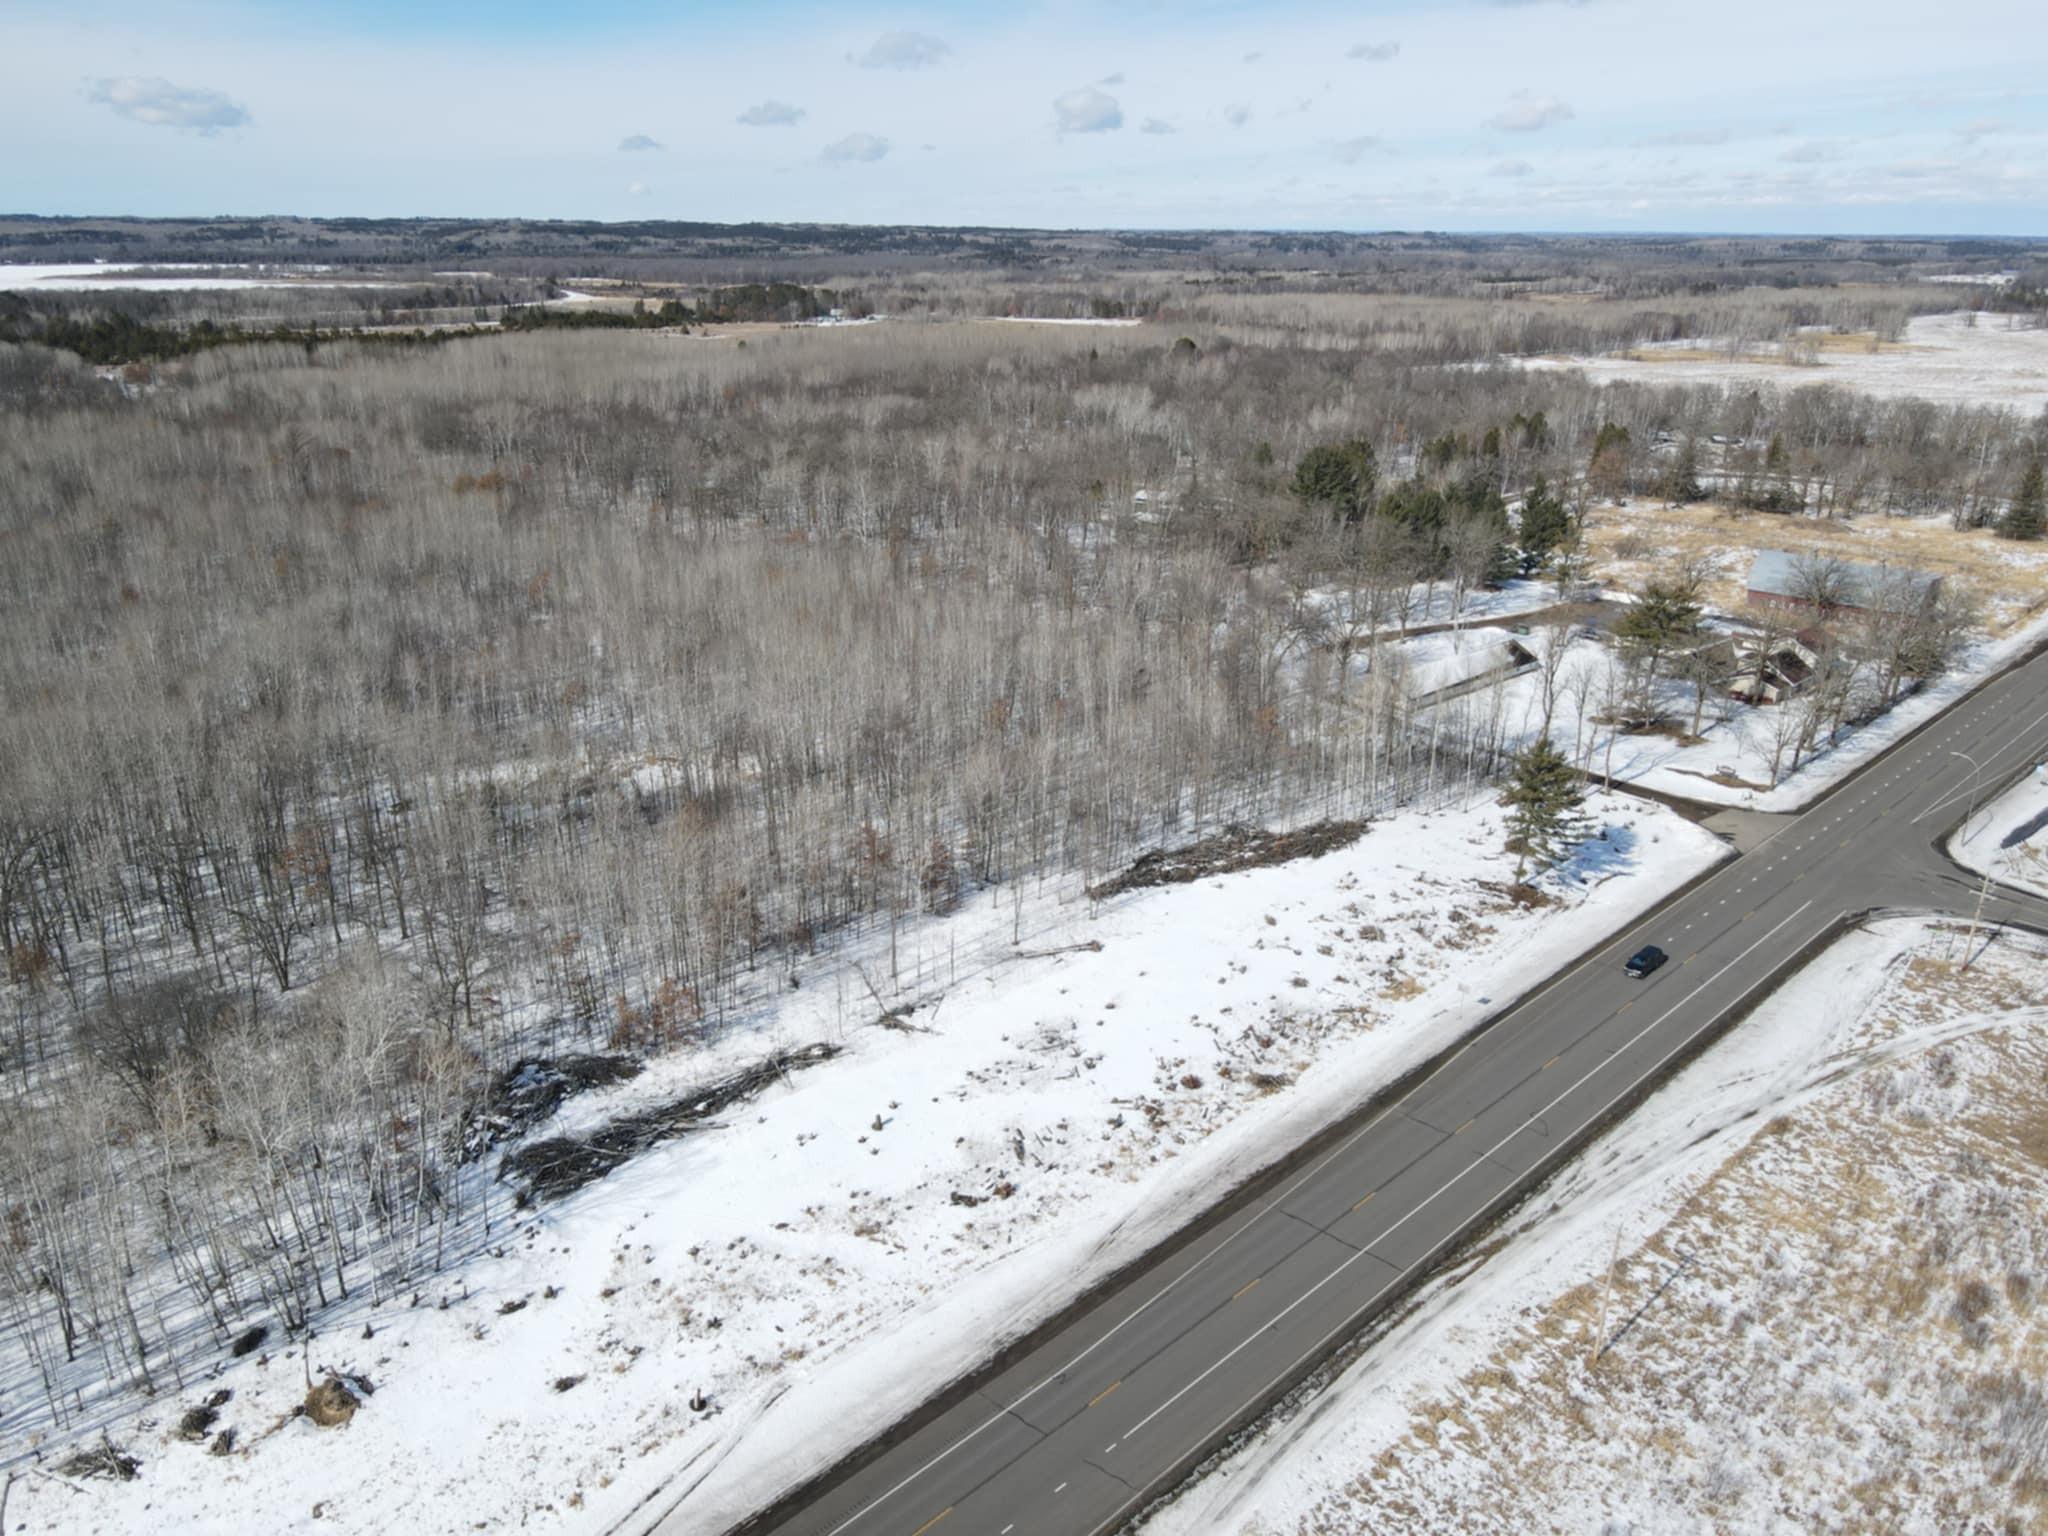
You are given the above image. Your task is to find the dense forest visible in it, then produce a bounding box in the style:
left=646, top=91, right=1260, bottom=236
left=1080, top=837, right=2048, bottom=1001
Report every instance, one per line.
left=1, top=279, right=2043, bottom=1440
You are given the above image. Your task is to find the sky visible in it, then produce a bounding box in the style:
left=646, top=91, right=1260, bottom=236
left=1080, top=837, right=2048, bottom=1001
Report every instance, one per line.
left=3, top=0, right=2045, bottom=234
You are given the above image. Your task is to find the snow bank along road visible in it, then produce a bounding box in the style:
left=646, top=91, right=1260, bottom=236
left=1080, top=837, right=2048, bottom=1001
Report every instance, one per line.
left=704, top=646, right=2048, bottom=1536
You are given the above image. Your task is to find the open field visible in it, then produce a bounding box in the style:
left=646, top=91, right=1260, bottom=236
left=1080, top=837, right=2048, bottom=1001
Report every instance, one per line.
left=1141, top=915, right=2048, bottom=1536
left=1526, top=310, right=2048, bottom=417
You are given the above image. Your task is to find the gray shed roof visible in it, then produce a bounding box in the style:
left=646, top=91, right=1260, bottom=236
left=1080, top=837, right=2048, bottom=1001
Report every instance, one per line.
left=1746, top=549, right=1939, bottom=609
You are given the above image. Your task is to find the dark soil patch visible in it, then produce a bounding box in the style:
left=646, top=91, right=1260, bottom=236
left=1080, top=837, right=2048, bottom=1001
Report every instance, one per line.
left=501, top=1041, right=841, bottom=1202
left=460, top=1053, right=642, bottom=1161
left=228, top=1324, right=268, bottom=1358
left=1087, top=820, right=1369, bottom=901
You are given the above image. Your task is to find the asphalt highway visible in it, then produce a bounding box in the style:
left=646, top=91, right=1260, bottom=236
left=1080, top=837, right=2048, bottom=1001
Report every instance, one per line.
left=719, top=645, right=2048, bottom=1536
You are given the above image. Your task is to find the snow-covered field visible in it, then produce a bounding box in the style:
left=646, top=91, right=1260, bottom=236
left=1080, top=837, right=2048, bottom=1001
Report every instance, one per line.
left=1140, top=914, right=2048, bottom=1536
left=4, top=794, right=1726, bottom=1536
left=1521, top=310, right=2048, bottom=416
left=1950, top=760, right=2048, bottom=900
left=0, top=262, right=393, bottom=292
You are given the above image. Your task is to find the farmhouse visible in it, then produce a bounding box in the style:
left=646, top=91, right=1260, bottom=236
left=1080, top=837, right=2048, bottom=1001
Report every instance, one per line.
left=1745, top=549, right=1941, bottom=617
left=1728, top=631, right=1825, bottom=704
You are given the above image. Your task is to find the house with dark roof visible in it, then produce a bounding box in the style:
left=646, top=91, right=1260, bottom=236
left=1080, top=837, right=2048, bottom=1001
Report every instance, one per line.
left=1745, top=549, right=1941, bottom=617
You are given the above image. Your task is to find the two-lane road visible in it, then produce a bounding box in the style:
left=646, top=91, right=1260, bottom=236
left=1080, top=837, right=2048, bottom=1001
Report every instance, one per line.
left=698, top=644, right=2048, bottom=1536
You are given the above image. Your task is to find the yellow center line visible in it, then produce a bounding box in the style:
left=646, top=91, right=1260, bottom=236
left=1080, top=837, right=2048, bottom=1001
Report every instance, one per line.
left=1616, top=1000, right=1634, bottom=1014
left=910, top=1509, right=953, bottom=1536
left=1352, top=1190, right=1377, bottom=1211
left=1231, top=1276, right=1261, bottom=1301
left=1540, top=1055, right=1561, bottom=1071
left=1454, top=1118, right=1474, bottom=1135
left=1088, top=1379, right=1122, bottom=1407
left=1743, top=910, right=1756, bottom=921
left=1685, top=952, right=1699, bottom=965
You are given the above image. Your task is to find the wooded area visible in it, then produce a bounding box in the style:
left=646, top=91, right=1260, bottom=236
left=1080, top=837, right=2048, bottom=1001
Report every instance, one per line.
left=1, top=272, right=2042, bottom=1439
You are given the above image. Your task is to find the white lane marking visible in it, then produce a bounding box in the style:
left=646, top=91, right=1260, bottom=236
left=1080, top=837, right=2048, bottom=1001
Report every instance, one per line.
left=1115, top=903, right=1817, bottom=1446
left=1909, top=702, right=2048, bottom=824
left=1054, top=1482, right=1068, bottom=1495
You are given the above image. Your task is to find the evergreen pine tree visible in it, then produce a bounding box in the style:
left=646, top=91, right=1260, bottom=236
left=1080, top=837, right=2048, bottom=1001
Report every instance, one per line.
left=1662, top=438, right=1703, bottom=505
left=1517, top=475, right=1571, bottom=574
left=2001, top=462, right=2045, bottom=541
left=1503, top=736, right=1590, bottom=880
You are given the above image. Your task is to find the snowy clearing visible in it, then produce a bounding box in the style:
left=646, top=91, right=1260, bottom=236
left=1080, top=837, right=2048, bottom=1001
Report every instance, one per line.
left=0, top=262, right=395, bottom=292
left=1140, top=913, right=2048, bottom=1536
left=1520, top=310, right=2048, bottom=416
left=5, top=794, right=1726, bottom=1536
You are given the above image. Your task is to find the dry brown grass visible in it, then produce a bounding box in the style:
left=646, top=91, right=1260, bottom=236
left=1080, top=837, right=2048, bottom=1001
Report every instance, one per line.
left=1274, top=928, right=2048, bottom=1536
left=1581, top=499, right=2048, bottom=635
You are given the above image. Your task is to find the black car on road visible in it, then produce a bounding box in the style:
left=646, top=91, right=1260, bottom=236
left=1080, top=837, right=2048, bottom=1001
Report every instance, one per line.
left=1624, top=944, right=1667, bottom=978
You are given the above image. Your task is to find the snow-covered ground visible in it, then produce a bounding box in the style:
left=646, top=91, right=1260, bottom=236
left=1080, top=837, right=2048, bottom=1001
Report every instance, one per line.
left=1140, top=914, right=2048, bottom=1536
left=1521, top=310, right=2048, bottom=416
left=0, top=262, right=393, bottom=292
left=5, top=794, right=1727, bottom=1536
left=1949, top=759, right=2048, bottom=899
left=1401, top=601, right=2048, bottom=813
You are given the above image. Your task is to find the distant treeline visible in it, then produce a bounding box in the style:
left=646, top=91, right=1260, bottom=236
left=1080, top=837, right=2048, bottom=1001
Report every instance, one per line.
left=0, top=281, right=853, bottom=363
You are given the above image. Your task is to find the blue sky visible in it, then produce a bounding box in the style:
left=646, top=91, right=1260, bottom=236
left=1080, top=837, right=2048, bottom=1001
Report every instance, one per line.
left=4, top=0, right=2045, bottom=233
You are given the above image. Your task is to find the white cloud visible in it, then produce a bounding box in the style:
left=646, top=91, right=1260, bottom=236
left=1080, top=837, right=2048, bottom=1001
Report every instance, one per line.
left=1780, top=140, right=1843, bottom=163
left=618, top=133, right=662, bottom=151
left=855, top=31, right=949, bottom=69
left=85, top=76, right=248, bottom=132
left=1959, top=117, right=2011, bottom=141
left=1486, top=92, right=1574, bottom=132
left=1224, top=103, right=1252, bottom=128
left=1331, top=136, right=1380, bottom=164
left=821, top=131, right=891, bottom=162
left=735, top=101, right=805, bottom=127
left=1347, top=42, right=1400, bottom=62
left=1491, top=158, right=1534, bottom=177
left=626, top=181, right=649, bottom=196
left=1099, top=72, right=1125, bottom=86
left=1054, top=85, right=1122, bottom=134
left=1140, top=117, right=1176, bottom=135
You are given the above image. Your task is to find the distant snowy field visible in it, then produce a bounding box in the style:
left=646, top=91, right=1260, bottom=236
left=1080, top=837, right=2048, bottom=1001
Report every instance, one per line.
left=5, top=794, right=1726, bottom=1536
left=0, top=262, right=392, bottom=291
left=1141, top=915, right=2048, bottom=1536
left=1521, top=310, right=2048, bottom=416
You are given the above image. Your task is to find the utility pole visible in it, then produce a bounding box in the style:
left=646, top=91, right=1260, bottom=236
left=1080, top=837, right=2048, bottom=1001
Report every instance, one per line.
left=1960, top=852, right=2000, bottom=973
left=1591, top=1227, right=1621, bottom=1364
